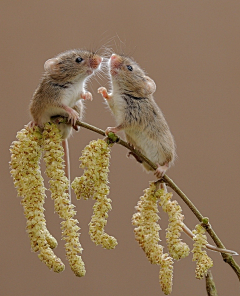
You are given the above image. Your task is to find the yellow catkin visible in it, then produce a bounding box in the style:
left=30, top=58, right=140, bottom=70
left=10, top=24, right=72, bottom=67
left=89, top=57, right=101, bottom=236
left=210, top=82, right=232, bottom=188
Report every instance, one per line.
left=132, top=182, right=174, bottom=295
left=132, top=182, right=163, bottom=264
left=10, top=126, right=64, bottom=273
left=157, top=188, right=190, bottom=260
left=192, top=224, right=213, bottom=279
left=42, top=122, right=85, bottom=277
left=159, top=254, right=174, bottom=295
left=72, top=139, right=117, bottom=250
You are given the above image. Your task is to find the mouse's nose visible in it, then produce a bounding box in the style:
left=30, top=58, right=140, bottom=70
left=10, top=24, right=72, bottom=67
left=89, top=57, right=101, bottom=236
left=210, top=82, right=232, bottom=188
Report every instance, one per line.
left=90, top=55, right=102, bottom=69
left=110, top=54, right=118, bottom=60
left=110, top=54, right=122, bottom=73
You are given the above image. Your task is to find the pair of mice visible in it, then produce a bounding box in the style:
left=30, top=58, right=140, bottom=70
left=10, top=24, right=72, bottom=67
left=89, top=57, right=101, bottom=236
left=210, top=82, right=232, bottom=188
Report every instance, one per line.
left=29, top=49, right=176, bottom=183
left=29, top=50, right=240, bottom=257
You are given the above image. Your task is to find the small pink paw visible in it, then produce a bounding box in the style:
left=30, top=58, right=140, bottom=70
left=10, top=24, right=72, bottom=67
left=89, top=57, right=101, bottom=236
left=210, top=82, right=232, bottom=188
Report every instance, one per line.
left=27, top=121, right=38, bottom=130
left=67, top=108, right=80, bottom=126
left=81, top=91, right=93, bottom=101
left=154, top=163, right=169, bottom=179
left=27, top=121, right=36, bottom=128
left=98, top=87, right=111, bottom=100
left=105, top=126, right=118, bottom=135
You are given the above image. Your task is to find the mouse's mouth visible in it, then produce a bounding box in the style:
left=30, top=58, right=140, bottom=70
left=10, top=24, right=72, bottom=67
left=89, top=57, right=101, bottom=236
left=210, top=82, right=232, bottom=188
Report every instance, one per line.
left=87, top=69, right=94, bottom=75
left=110, top=54, right=122, bottom=76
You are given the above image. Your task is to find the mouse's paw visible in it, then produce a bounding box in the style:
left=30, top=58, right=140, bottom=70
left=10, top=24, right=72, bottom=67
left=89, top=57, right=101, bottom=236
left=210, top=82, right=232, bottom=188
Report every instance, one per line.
left=154, top=163, right=169, bottom=179
left=81, top=91, right=93, bottom=101
left=67, top=108, right=80, bottom=126
left=27, top=121, right=37, bottom=129
left=105, top=123, right=124, bottom=136
left=26, top=121, right=40, bottom=132
left=127, top=151, right=143, bottom=163
left=105, top=126, right=119, bottom=135
left=98, top=87, right=111, bottom=100
left=127, top=142, right=136, bottom=150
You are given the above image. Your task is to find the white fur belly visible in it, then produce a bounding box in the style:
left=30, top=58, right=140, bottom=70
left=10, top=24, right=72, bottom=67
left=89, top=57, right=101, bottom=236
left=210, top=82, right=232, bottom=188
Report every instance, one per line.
left=61, top=93, right=79, bottom=108
left=40, top=85, right=84, bottom=125
left=108, top=93, right=126, bottom=125
left=61, top=81, right=84, bottom=107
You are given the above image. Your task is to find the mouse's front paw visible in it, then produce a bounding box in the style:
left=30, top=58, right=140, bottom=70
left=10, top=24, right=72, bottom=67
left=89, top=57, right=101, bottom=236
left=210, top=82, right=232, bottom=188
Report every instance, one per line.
left=81, top=91, right=93, bottom=101
left=105, top=127, right=117, bottom=135
left=98, top=87, right=111, bottom=100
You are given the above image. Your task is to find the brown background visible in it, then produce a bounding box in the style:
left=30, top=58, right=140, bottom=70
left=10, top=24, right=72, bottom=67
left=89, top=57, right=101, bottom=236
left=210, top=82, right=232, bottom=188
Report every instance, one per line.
left=1, top=1, right=240, bottom=295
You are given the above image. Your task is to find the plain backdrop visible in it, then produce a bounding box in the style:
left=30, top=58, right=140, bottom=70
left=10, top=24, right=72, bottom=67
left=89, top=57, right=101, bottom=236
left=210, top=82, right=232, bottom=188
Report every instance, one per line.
left=1, top=1, right=240, bottom=295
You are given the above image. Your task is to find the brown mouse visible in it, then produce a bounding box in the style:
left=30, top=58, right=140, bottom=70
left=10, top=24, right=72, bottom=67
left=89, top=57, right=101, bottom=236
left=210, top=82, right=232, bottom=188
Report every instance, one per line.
left=98, top=53, right=175, bottom=178
left=98, top=55, right=239, bottom=257
left=29, top=49, right=102, bottom=196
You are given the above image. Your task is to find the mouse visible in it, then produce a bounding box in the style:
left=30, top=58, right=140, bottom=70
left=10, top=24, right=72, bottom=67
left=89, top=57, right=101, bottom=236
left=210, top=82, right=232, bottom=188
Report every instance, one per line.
left=98, top=53, right=175, bottom=178
left=98, top=57, right=238, bottom=257
left=29, top=49, right=102, bottom=197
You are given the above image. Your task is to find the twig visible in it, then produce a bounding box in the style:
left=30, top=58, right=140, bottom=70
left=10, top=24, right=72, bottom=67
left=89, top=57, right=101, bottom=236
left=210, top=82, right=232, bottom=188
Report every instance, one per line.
left=70, top=119, right=240, bottom=280
left=182, top=224, right=238, bottom=256
left=206, top=270, right=218, bottom=296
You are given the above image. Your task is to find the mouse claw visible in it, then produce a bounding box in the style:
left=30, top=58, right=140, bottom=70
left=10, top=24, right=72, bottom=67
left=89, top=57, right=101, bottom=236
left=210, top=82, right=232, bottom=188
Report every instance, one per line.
left=127, top=142, right=135, bottom=150
left=62, top=105, right=80, bottom=126
left=81, top=91, right=93, bottom=101
left=98, top=87, right=111, bottom=100
left=27, top=121, right=37, bottom=129
left=67, top=109, right=80, bottom=126
left=127, top=151, right=143, bottom=163
left=27, top=121, right=39, bottom=131
left=154, top=163, right=169, bottom=179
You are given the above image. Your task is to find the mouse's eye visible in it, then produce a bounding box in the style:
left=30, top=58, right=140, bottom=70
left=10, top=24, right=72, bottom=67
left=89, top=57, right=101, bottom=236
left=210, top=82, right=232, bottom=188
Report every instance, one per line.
left=75, top=57, right=83, bottom=63
left=127, top=65, right=133, bottom=71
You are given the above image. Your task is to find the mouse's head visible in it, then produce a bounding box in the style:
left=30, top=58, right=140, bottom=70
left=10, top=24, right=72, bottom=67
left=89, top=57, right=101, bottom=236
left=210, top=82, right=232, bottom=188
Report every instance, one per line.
left=44, top=49, right=102, bottom=83
left=109, top=54, right=156, bottom=97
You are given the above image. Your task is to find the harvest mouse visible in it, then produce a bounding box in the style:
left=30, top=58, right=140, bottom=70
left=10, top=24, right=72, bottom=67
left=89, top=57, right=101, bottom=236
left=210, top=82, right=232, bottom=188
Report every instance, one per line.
left=29, top=49, right=102, bottom=197
left=98, top=55, right=239, bottom=257
left=98, top=53, right=175, bottom=178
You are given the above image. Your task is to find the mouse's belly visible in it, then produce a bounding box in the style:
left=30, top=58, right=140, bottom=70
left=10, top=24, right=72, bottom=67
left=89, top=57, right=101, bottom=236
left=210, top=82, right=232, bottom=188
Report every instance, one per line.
left=61, top=95, right=80, bottom=108
left=40, top=93, right=83, bottom=125
left=125, top=130, right=166, bottom=168
left=61, top=82, right=84, bottom=107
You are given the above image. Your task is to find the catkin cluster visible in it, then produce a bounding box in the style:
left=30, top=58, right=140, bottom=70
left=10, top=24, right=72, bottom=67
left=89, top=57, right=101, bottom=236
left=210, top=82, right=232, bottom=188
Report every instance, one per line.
left=157, top=188, right=190, bottom=260
left=43, top=122, right=85, bottom=277
left=192, top=224, right=213, bottom=279
left=132, top=182, right=164, bottom=264
left=132, top=182, right=174, bottom=295
left=72, top=139, right=117, bottom=250
left=10, top=126, right=64, bottom=272
left=132, top=181, right=213, bottom=295
left=10, top=123, right=85, bottom=276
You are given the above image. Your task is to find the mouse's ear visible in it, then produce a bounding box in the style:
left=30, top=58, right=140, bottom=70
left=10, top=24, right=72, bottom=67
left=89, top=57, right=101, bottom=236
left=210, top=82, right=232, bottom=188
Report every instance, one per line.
left=143, top=76, right=156, bottom=95
left=44, top=58, right=59, bottom=74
